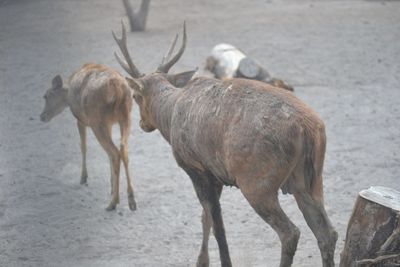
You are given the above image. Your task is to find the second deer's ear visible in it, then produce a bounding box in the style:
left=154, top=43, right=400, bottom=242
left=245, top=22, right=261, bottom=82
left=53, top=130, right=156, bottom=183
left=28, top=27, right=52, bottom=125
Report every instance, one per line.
left=167, top=69, right=197, bottom=88
left=126, top=77, right=144, bottom=94
left=52, top=75, right=63, bottom=89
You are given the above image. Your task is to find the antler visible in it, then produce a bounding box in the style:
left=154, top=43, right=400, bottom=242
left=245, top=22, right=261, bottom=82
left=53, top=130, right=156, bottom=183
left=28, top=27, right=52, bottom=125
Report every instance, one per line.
left=160, top=33, right=178, bottom=67
left=112, top=21, right=142, bottom=78
left=157, top=21, right=187, bottom=73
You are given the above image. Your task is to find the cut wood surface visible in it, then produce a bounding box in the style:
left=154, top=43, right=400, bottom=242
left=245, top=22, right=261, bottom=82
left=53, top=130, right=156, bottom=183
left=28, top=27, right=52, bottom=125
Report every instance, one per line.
left=360, top=186, right=400, bottom=211
left=237, top=57, right=261, bottom=79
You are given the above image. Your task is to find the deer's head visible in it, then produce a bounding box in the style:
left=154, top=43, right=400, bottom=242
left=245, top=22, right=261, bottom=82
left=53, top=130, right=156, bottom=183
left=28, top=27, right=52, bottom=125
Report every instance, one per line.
left=112, top=22, right=196, bottom=132
left=40, top=75, right=68, bottom=122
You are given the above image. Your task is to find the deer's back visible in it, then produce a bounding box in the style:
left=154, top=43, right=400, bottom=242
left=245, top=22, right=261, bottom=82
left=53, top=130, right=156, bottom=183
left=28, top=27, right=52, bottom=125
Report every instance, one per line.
left=171, top=77, right=324, bottom=186
left=67, top=64, right=132, bottom=125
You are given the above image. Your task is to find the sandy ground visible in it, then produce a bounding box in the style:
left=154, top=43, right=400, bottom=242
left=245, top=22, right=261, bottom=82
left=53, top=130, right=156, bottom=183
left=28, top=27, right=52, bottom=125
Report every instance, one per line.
left=0, top=0, right=399, bottom=266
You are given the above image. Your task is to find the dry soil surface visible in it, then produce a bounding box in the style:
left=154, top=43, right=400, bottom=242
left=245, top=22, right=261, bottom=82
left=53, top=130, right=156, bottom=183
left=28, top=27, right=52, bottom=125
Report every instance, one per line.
left=0, top=0, right=399, bottom=266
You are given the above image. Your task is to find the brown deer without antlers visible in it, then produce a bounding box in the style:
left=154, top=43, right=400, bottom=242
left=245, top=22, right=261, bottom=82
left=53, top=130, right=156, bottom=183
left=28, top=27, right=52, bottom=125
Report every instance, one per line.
left=113, top=22, right=338, bottom=266
left=40, top=63, right=136, bottom=211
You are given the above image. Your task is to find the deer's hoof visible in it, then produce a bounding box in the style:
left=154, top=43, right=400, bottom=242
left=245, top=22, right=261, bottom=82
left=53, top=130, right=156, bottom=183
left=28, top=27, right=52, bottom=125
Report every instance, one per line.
left=80, top=176, right=88, bottom=185
left=128, top=194, right=137, bottom=211
left=106, top=202, right=117, bottom=211
left=197, top=253, right=209, bottom=267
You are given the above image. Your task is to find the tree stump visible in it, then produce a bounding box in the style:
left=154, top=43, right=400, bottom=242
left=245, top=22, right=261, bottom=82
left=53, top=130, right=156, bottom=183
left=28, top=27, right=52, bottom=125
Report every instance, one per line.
left=340, top=186, right=400, bottom=267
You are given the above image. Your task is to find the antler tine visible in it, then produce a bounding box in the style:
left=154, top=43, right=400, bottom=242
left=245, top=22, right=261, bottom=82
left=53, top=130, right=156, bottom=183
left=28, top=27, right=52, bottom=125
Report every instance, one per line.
left=157, top=21, right=187, bottom=73
left=112, top=21, right=142, bottom=78
left=113, top=51, right=135, bottom=77
left=161, top=33, right=178, bottom=66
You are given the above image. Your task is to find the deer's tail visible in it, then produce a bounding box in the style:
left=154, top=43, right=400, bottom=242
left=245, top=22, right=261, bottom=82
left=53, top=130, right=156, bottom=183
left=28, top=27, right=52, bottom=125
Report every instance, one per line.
left=303, top=124, right=326, bottom=197
left=281, top=123, right=326, bottom=197
left=106, top=78, right=125, bottom=111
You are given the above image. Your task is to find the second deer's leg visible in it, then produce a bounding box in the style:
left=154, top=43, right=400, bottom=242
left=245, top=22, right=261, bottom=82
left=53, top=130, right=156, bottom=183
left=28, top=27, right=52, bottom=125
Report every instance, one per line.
left=119, top=118, right=136, bottom=211
left=109, top=158, right=114, bottom=194
left=77, top=121, right=88, bottom=185
left=197, top=185, right=223, bottom=267
left=92, top=124, right=121, bottom=211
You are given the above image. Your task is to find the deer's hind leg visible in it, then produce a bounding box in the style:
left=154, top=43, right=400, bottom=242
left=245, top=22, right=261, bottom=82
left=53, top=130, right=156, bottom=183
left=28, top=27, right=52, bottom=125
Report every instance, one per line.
left=92, top=124, right=121, bottom=211
left=291, top=163, right=337, bottom=267
left=119, top=115, right=136, bottom=211
left=108, top=158, right=114, bottom=194
left=238, top=171, right=300, bottom=267
left=77, top=121, right=88, bottom=185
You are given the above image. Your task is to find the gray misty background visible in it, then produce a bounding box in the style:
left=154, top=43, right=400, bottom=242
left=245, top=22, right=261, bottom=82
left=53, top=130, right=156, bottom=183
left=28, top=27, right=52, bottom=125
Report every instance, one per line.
left=0, top=0, right=399, bottom=266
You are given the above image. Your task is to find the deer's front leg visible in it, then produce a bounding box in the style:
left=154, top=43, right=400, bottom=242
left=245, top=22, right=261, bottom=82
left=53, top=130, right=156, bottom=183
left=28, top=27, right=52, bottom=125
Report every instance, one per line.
left=183, top=168, right=230, bottom=267
left=77, top=121, right=88, bottom=185
left=197, top=185, right=223, bottom=267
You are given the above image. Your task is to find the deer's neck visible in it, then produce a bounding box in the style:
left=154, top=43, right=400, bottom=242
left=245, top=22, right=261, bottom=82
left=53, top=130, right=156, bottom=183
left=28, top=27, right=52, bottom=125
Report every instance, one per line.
left=150, top=87, right=182, bottom=143
left=60, top=88, right=70, bottom=109
left=64, top=86, right=87, bottom=124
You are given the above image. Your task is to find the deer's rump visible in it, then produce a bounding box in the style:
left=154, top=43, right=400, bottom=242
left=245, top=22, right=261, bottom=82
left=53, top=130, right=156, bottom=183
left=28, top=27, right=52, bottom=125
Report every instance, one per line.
left=67, top=65, right=131, bottom=125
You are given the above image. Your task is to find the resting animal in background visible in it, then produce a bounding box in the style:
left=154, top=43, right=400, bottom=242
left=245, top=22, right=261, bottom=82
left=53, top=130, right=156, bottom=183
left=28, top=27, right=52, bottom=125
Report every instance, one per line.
left=40, top=63, right=136, bottom=211
left=113, top=22, right=337, bottom=267
left=206, top=43, right=294, bottom=91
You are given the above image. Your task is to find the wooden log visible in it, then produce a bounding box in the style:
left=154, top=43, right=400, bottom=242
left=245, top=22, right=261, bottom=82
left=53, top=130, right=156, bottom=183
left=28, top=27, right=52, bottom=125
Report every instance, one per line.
left=340, top=186, right=400, bottom=267
left=205, top=43, right=294, bottom=91
left=206, top=43, right=270, bottom=80
left=206, top=43, right=248, bottom=79
left=237, top=57, right=261, bottom=79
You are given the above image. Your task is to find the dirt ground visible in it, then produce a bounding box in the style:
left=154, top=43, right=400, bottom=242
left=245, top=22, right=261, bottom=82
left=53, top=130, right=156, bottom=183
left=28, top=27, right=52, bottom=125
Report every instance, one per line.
left=0, top=0, right=399, bottom=266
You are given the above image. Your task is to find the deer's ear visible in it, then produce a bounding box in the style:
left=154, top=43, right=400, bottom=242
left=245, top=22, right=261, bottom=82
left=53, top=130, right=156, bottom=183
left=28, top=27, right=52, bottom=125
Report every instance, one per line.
left=126, top=77, right=144, bottom=94
left=167, top=69, right=197, bottom=88
left=52, top=75, right=63, bottom=89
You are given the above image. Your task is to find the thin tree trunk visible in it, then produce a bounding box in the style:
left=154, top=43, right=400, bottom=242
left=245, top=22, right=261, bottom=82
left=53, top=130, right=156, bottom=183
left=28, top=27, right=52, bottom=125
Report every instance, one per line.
left=122, top=0, right=150, bottom=32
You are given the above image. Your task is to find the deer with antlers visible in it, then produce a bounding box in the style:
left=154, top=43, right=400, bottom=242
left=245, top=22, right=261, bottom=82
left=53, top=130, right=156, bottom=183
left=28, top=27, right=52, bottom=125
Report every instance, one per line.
left=40, top=63, right=136, bottom=211
left=112, top=22, right=337, bottom=266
